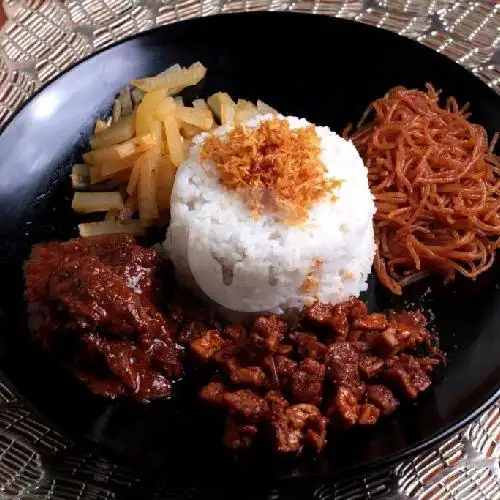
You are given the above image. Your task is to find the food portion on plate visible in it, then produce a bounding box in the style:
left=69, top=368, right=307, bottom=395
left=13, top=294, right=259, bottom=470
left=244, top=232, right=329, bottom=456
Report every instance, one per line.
left=195, top=299, right=441, bottom=453
left=348, top=85, right=500, bottom=295
left=165, top=113, right=375, bottom=315
left=24, top=233, right=182, bottom=401
left=23, top=60, right=500, bottom=455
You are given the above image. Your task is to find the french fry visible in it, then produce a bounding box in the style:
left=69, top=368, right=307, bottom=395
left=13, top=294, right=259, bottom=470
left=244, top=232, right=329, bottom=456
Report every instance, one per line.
left=83, top=134, right=155, bottom=165
left=127, top=158, right=142, bottom=196
left=94, top=120, right=108, bottom=134
left=138, top=149, right=160, bottom=221
left=180, top=122, right=201, bottom=139
left=192, top=99, right=209, bottom=111
left=131, top=62, right=207, bottom=93
left=95, top=153, right=142, bottom=183
left=176, top=107, right=213, bottom=130
left=235, top=99, right=258, bottom=123
left=154, top=97, right=176, bottom=121
left=71, top=164, right=90, bottom=189
left=136, top=87, right=168, bottom=142
left=89, top=114, right=135, bottom=150
left=112, top=98, right=122, bottom=123
left=207, top=92, right=236, bottom=124
left=157, top=155, right=177, bottom=212
left=105, top=209, right=120, bottom=221
left=163, top=115, right=185, bottom=167
left=72, top=191, right=123, bottom=214
left=257, top=99, right=278, bottom=115
left=78, top=219, right=145, bottom=237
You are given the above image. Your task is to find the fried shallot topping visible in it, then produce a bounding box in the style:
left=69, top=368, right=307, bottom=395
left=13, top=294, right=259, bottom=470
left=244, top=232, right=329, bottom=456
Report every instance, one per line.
left=200, top=117, right=341, bottom=224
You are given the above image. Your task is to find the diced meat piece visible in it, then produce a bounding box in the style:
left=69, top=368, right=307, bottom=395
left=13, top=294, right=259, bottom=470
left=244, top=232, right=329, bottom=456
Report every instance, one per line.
left=285, top=404, right=321, bottom=430
left=274, top=355, right=297, bottom=388
left=189, top=330, right=225, bottom=361
left=269, top=404, right=324, bottom=454
left=291, top=358, right=325, bottom=405
left=385, top=355, right=432, bottom=399
left=349, top=297, right=368, bottom=318
left=177, top=321, right=208, bottom=345
left=358, top=355, right=385, bottom=379
left=227, top=359, right=267, bottom=389
left=223, top=390, right=269, bottom=423
left=346, top=329, right=365, bottom=342
left=304, top=414, right=328, bottom=452
left=369, top=325, right=400, bottom=358
left=249, top=315, right=286, bottom=354
left=270, top=416, right=302, bottom=453
left=357, top=403, right=380, bottom=425
left=199, top=381, right=226, bottom=406
left=213, top=344, right=241, bottom=369
left=326, top=342, right=359, bottom=391
left=392, top=312, right=430, bottom=349
left=366, top=384, right=399, bottom=415
left=276, top=344, right=294, bottom=356
left=265, top=390, right=289, bottom=418
left=326, top=385, right=359, bottom=428
left=352, top=313, right=388, bottom=331
left=306, top=302, right=351, bottom=337
left=223, top=417, right=258, bottom=450
left=417, top=356, right=441, bottom=373
left=224, top=324, right=246, bottom=344
left=291, top=332, right=327, bottom=361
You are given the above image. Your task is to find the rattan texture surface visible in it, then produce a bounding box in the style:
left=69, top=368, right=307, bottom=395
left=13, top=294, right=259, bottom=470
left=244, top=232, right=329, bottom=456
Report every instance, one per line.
left=0, top=0, right=498, bottom=498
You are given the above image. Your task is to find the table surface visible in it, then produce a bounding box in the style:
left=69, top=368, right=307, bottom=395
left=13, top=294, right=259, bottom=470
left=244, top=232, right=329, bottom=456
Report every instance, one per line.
left=0, top=1, right=498, bottom=499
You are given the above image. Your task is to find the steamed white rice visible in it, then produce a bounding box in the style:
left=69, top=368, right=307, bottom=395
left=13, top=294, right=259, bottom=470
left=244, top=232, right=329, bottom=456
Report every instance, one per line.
left=164, top=114, right=376, bottom=315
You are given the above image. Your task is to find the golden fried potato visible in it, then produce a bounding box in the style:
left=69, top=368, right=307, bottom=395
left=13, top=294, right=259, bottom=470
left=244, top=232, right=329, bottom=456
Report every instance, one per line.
left=72, top=191, right=123, bottom=214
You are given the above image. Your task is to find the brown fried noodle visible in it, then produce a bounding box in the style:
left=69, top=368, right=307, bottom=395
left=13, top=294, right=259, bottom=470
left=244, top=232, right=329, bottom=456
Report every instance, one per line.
left=349, top=84, right=500, bottom=295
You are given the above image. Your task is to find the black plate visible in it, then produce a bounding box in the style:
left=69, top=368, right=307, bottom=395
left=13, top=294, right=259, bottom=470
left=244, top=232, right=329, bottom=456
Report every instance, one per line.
left=0, top=12, right=499, bottom=488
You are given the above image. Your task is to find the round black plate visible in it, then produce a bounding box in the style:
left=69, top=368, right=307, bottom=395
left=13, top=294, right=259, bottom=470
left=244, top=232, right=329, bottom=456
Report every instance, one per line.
left=0, top=12, right=499, bottom=488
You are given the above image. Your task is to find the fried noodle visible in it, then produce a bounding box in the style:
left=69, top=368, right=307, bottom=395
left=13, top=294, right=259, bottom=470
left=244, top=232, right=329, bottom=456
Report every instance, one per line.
left=349, top=84, right=500, bottom=295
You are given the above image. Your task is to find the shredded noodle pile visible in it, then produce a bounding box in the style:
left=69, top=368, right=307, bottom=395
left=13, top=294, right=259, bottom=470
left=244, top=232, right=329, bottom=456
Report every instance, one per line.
left=349, top=84, right=500, bottom=295
left=200, top=118, right=341, bottom=224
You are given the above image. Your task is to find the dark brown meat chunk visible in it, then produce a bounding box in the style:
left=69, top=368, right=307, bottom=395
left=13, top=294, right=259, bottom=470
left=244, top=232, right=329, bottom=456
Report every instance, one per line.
left=177, top=321, right=209, bottom=345
left=352, top=313, right=388, bottom=332
left=291, top=358, right=325, bottom=405
left=24, top=235, right=182, bottom=402
left=249, top=315, right=286, bottom=354
left=190, top=330, right=225, bottom=361
left=274, top=355, right=298, bottom=389
left=224, top=324, right=247, bottom=344
left=223, top=390, right=269, bottom=423
left=385, top=355, right=432, bottom=399
left=199, top=381, right=226, bottom=406
left=306, top=302, right=350, bottom=337
left=326, top=386, right=359, bottom=428
left=223, top=417, right=258, bottom=450
left=349, top=297, right=368, bottom=318
left=276, top=344, right=294, bottom=356
left=358, top=355, right=385, bottom=379
left=291, top=332, right=327, bottom=361
left=357, top=403, right=380, bottom=425
left=270, top=404, right=326, bottom=453
left=326, top=342, right=360, bottom=391
left=84, top=335, right=171, bottom=401
left=227, top=359, right=267, bottom=389
left=366, top=384, right=399, bottom=415
left=265, top=390, right=289, bottom=418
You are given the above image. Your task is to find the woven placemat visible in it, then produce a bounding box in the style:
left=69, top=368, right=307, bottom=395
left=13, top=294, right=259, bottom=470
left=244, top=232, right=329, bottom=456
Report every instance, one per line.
left=0, top=1, right=498, bottom=498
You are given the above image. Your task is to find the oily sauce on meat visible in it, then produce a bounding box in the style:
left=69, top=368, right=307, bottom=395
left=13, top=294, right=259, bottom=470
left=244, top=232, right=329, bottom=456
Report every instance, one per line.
left=23, top=234, right=443, bottom=454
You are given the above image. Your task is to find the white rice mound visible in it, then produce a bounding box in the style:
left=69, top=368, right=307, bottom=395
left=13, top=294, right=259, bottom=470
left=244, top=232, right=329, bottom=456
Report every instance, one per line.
left=164, top=114, right=376, bottom=315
